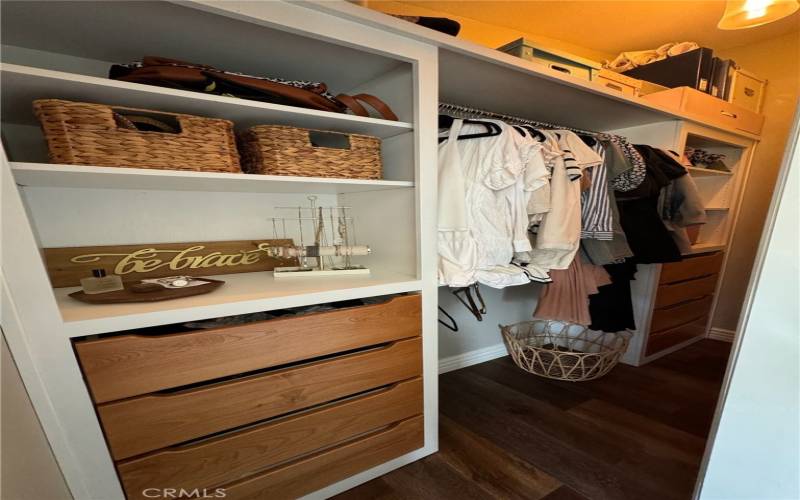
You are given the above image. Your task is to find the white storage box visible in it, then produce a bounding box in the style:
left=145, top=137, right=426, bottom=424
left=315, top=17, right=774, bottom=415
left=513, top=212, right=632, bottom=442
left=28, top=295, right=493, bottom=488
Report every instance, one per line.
left=728, top=68, right=766, bottom=113
left=592, top=69, right=642, bottom=96
left=497, top=38, right=601, bottom=81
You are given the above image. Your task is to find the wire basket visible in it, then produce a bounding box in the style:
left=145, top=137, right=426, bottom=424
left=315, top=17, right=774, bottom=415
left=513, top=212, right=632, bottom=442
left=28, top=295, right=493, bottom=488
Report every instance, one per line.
left=500, top=320, right=632, bottom=382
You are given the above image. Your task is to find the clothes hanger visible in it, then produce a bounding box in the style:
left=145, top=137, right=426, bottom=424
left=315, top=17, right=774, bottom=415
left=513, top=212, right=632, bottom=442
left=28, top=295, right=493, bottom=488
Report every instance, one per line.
left=452, top=283, right=487, bottom=322
left=520, top=125, right=546, bottom=142
left=438, top=306, right=459, bottom=332
left=438, top=114, right=502, bottom=143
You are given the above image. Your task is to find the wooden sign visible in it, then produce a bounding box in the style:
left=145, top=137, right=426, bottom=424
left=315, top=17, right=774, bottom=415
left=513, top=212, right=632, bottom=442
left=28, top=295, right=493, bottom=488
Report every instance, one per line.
left=43, top=239, right=297, bottom=288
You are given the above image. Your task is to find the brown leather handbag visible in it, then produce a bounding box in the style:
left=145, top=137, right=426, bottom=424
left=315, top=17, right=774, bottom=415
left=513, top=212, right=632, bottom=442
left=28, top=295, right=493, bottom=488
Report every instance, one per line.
left=110, top=56, right=399, bottom=121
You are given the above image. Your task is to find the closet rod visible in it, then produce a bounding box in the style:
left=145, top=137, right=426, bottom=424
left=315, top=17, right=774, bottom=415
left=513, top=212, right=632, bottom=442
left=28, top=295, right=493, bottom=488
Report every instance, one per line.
left=438, top=102, right=601, bottom=137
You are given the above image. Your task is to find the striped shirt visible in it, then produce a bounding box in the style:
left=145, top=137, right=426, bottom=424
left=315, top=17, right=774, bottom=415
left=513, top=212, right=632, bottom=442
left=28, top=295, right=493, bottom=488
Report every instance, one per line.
left=580, top=143, right=614, bottom=240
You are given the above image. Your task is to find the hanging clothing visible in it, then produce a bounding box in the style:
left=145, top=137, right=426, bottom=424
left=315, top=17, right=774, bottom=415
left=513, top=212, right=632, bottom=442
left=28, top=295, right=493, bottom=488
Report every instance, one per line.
left=534, top=253, right=611, bottom=326
left=437, top=119, right=479, bottom=287
left=528, top=131, right=584, bottom=270
left=599, top=135, right=647, bottom=192
left=580, top=142, right=613, bottom=240
left=588, top=260, right=638, bottom=332
left=615, top=145, right=686, bottom=264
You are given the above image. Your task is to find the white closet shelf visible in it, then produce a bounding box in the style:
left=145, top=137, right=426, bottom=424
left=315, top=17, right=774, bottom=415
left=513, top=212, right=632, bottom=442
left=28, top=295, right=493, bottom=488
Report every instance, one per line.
left=687, top=166, right=734, bottom=177
left=55, top=270, right=422, bottom=337
left=0, top=64, right=413, bottom=139
left=11, top=163, right=414, bottom=194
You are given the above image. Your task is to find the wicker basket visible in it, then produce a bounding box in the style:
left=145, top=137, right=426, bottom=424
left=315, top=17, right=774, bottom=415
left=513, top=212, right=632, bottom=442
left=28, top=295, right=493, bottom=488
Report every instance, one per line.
left=33, top=99, right=240, bottom=172
left=238, top=125, right=382, bottom=179
left=500, top=320, right=631, bottom=382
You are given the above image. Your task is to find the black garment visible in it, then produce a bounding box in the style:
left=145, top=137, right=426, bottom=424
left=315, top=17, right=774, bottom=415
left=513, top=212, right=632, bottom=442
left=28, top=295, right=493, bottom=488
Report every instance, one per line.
left=616, top=145, right=687, bottom=200
left=617, top=197, right=683, bottom=263
left=614, top=145, right=685, bottom=264
left=589, top=261, right=638, bottom=333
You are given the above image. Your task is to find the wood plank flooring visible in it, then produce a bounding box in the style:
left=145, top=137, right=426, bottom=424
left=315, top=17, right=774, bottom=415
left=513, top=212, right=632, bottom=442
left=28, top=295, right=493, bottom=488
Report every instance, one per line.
left=334, top=339, right=731, bottom=500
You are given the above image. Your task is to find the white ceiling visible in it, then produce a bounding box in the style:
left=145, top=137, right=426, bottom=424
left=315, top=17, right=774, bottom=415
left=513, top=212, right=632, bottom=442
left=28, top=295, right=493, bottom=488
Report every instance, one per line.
left=401, top=1, right=800, bottom=55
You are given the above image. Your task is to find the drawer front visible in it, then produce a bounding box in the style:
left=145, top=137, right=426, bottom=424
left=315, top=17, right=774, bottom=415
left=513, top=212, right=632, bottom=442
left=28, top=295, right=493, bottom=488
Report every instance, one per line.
left=118, top=378, right=423, bottom=499
left=646, top=315, right=708, bottom=356
left=655, top=274, right=719, bottom=309
left=76, top=294, right=421, bottom=403
left=659, top=252, right=724, bottom=284
left=650, top=295, right=713, bottom=334
left=683, top=89, right=764, bottom=135
left=100, top=338, right=422, bottom=459
left=219, top=415, right=424, bottom=500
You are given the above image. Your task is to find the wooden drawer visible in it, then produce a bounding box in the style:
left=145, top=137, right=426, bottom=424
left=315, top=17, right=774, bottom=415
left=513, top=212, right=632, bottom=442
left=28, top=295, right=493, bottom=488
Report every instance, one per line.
left=99, top=338, right=422, bottom=459
left=644, top=86, right=764, bottom=135
left=659, top=252, right=724, bottom=284
left=650, top=295, right=713, bottom=334
left=646, top=315, right=708, bottom=356
left=118, top=378, right=423, bottom=499
left=655, top=274, right=719, bottom=309
left=75, top=294, right=421, bottom=403
left=218, top=415, right=424, bottom=500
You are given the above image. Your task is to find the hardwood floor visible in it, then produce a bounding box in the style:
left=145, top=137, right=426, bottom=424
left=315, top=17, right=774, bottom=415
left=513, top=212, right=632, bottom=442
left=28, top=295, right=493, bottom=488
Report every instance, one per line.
left=334, top=339, right=731, bottom=500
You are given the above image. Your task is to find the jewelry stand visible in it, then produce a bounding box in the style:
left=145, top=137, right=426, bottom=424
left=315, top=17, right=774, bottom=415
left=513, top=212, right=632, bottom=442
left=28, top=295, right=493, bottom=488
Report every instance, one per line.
left=264, top=196, right=371, bottom=278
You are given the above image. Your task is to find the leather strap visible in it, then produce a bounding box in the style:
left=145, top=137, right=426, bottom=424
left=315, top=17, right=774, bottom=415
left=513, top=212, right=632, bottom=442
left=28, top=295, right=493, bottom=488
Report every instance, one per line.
left=353, top=93, right=399, bottom=121
left=336, top=93, right=399, bottom=121
left=335, top=94, right=370, bottom=118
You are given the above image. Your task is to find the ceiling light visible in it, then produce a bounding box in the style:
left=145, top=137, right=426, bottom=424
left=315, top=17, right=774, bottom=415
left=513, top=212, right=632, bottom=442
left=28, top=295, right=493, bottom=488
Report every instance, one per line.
left=718, top=0, right=800, bottom=29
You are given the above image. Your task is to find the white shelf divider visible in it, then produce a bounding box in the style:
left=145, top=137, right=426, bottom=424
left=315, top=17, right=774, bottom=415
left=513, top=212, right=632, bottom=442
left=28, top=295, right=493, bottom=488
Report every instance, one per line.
left=56, top=270, right=422, bottom=337
left=0, top=64, right=413, bottom=139
left=11, top=162, right=414, bottom=194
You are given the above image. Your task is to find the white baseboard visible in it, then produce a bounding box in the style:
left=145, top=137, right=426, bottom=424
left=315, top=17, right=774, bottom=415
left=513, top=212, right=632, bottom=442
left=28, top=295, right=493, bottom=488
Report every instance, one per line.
left=708, top=327, right=736, bottom=342
left=439, top=342, right=508, bottom=374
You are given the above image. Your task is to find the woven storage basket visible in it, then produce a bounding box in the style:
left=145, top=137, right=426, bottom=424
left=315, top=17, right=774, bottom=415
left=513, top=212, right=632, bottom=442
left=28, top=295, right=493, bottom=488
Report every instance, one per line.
left=33, top=99, right=240, bottom=172
left=500, top=320, right=631, bottom=382
left=238, top=125, right=382, bottom=179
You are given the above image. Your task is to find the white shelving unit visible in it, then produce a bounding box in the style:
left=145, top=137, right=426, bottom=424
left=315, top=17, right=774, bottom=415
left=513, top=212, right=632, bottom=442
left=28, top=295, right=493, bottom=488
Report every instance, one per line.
left=1, top=2, right=438, bottom=499
left=0, top=64, right=414, bottom=139
left=11, top=162, right=414, bottom=194
left=1, top=1, right=764, bottom=499
left=55, top=270, right=422, bottom=336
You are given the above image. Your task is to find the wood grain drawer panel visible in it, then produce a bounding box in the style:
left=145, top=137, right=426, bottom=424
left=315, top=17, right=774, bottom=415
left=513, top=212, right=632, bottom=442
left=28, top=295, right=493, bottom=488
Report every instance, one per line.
left=650, top=296, right=713, bottom=334
left=646, top=316, right=708, bottom=356
left=75, top=294, right=421, bottom=403
left=99, top=338, right=422, bottom=460
left=659, top=252, right=724, bottom=284
left=220, top=415, right=424, bottom=500
left=655, top=274, right=719, bottom=309
left=118, top=378, right=423, bottom=499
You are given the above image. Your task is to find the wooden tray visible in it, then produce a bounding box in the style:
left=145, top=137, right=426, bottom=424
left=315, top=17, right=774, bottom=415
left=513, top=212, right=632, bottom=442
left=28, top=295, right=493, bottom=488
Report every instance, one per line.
left=69, top=278, right=224, bottom=304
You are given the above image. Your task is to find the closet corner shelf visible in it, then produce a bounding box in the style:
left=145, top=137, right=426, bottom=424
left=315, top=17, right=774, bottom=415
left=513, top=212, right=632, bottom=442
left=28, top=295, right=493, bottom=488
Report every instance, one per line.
left=0, top=64, right=413, bottom=139
left=55, top=270, right=422, bottom=337
left=687, top=166, right=734, bottom=177
left=11, top=163, right=414, bottom=194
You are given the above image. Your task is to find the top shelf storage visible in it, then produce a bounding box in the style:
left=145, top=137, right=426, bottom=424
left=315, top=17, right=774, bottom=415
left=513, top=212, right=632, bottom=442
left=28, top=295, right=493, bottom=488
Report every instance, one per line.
left=306, top=3, right=763, bottom=139
left=0, top=64, right=413, bottom=139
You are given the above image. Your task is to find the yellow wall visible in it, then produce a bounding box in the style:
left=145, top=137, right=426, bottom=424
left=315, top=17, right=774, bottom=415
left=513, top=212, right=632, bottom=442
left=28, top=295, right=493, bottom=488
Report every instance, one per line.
left=364, top=1, right=614, bottom=62
left=713, top=33, right=800, bottom=331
